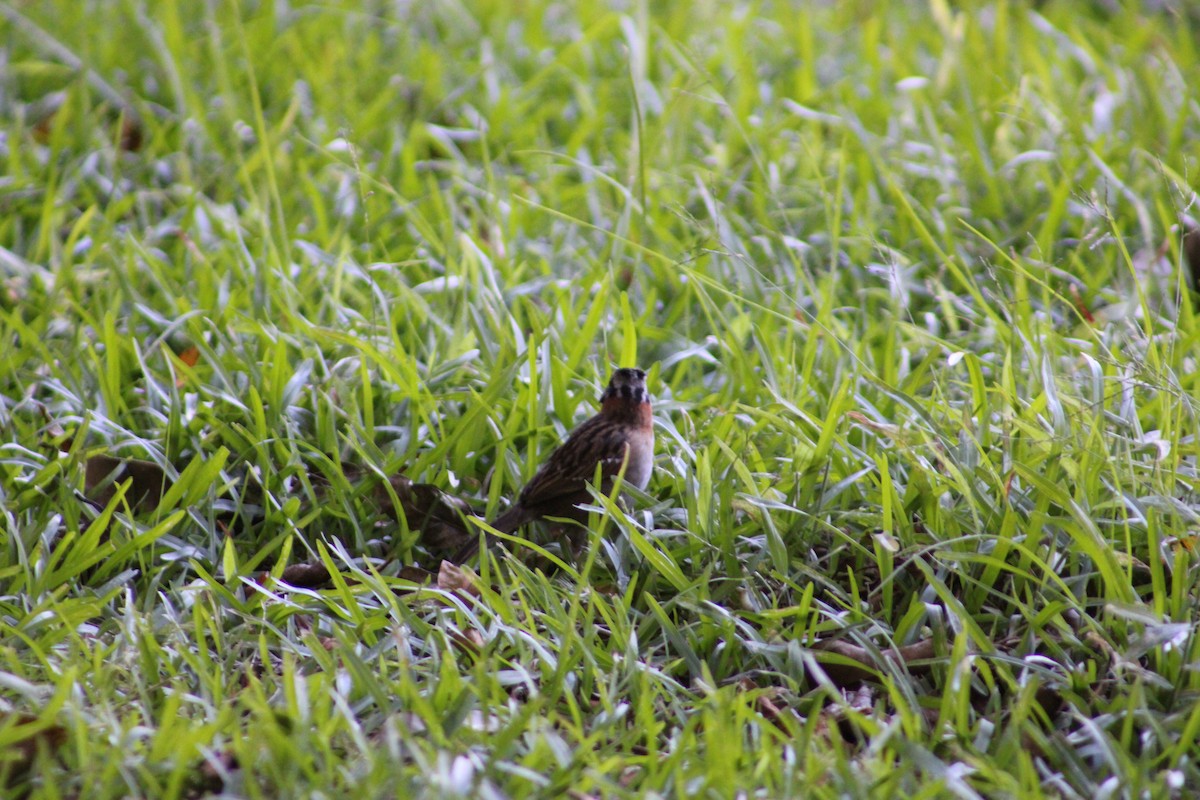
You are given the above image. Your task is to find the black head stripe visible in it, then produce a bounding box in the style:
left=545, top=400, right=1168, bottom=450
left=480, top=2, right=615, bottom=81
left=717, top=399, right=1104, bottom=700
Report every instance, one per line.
left=602, top=368, right=649, bottom=403
left=604, top=385, right=647, bottom=404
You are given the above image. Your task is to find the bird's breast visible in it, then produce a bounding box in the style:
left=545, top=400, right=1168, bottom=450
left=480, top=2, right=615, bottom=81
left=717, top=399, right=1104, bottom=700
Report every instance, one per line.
left=621, top=427, right=655, bottom=491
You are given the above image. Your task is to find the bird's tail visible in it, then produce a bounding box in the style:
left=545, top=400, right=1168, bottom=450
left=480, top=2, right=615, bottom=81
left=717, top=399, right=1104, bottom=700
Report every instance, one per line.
left=450, top=504, right=529, bottom=564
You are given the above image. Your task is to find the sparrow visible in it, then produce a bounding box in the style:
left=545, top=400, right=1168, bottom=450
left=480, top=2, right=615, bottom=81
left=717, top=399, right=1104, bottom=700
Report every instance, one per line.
left=453, top=367, right=654, bottom=563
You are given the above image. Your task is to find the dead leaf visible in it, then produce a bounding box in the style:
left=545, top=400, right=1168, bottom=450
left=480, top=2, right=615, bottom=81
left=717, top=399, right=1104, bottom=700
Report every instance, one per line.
left=31, top=115, right=55, bottom=144
left=118, top=116, right=143, bottom=152
left=736, top=678, right=797, bottom=732
left=374, top=474, right=477, bottom=556
left=0, top=713, right=68, bottom=783
left=34, top=405, right=74, bottom=453
left=810, top=685, right=877, bottom=746
left=845, top=684, right=876, bottom=714
left=844, top=411, right=906, bottom=442
left=811, top=637, right=938, bottom=687
left=1183, top=222, right=1200, bottom=292
left=396, top=565, right=436, bottom=585
left=277, top=562, right=332, bottom=588
left=448, top=628, right=485, bottom=657
left=85, top=454, right=171, bottom=513
left=1171, top=534, right=1198, bottom=554
left=36, top=404, right=65, bottom=439
left=1068, top=283, right=1095, bottom=324
left=172, top=345, right=201, bottom=387
left=437, top=560, right=480, bottom=597
left=1034, top=685, right=1065, bottom=719
left=248, top=558, right=433, bottom=600
left=177, top=346, right=200, bottom=367
left=194, top=748, right=238, bottom=795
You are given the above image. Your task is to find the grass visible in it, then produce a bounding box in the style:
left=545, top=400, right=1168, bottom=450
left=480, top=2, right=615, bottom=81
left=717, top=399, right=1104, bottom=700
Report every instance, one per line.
left=2, top=0, right=1200, bottom=796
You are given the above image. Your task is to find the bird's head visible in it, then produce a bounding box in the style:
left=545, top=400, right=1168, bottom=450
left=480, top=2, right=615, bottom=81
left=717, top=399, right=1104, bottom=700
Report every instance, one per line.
left=600, top=367, right=651, bottom=413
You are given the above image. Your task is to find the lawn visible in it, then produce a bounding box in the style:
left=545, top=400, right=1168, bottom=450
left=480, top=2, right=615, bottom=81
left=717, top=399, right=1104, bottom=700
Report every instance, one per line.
left=2, top=0, right=1199, bottom=797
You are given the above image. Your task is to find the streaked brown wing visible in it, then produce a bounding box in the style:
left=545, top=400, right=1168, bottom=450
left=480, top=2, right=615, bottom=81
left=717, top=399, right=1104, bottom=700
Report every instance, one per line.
left=516, top=415, right=631, bottom=511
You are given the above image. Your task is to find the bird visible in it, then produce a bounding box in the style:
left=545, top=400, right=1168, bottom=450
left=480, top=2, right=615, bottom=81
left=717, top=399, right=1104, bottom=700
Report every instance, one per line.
left=453, top=367, right=655, bottom=563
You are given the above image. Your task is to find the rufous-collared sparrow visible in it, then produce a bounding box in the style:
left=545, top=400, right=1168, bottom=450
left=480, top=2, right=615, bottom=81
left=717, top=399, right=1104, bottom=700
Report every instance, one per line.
left=453, top=367, right=654, bottom=563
